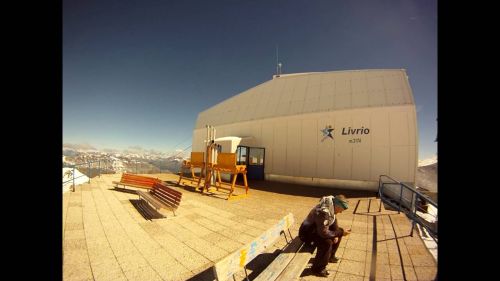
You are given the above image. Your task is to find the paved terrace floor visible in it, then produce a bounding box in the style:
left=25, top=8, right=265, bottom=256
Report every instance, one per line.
left=63, top=173, right=437, bottom=281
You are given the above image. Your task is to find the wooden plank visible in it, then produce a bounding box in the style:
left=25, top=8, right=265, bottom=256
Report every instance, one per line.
left=154, top=189, right=181, bottom=203
left=190, top=152, right=205, bottom=165
left=123, top=180, right=153, bottom=185
left=274, top=244, right=315, bottom=281
left=117, top=182, right=153, bottom=189
left=154, top=185, right=182, bottom=204
left=154, top=193, right=180, bottom=209
left=139, top=184, right=182, bottom=211
left=138, top=191, right=163, bottom=209
left=217, top=153, right=236, bottom=167
left=253, top=237, right=303, bottom=281
left=155, top=183, right=182, bottom=197
left=122, top=174, right=160, bottom=184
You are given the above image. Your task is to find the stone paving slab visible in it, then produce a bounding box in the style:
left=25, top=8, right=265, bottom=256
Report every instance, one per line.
left=63, top=173, right=437, bottom=281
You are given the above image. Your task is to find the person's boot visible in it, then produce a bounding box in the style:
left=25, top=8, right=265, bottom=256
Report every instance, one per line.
left=329, top=256, right=340, bottom=263
left=312, top=268, right=330, bottom=277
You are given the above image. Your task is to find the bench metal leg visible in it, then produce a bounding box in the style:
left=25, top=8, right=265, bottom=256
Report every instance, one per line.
left=280, top=230, right=289, bottom=244
left=244, top=265, right=249, bottom=281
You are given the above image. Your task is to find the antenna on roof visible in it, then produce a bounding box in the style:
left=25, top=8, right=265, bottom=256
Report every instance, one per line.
left=276, top=45, right=282, bottom=77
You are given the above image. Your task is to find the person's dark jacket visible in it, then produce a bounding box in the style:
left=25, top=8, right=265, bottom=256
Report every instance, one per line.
left=299, top=206, right=344, bottom=242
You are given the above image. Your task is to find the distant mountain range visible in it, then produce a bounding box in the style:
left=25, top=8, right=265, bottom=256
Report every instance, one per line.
left=63, top=143, right=187, bottom=160
left=416, top=162, right=437, bottom=194
left=418, top=155, right=437, bottom=167
left=63, top=143, right=187, bottom=174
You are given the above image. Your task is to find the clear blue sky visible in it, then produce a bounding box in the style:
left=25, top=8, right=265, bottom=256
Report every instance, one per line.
left=63, top=0, right=437, bottom=160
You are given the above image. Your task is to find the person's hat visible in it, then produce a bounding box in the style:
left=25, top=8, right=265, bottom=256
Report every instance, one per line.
left=333, top=196, right=348, bottom=210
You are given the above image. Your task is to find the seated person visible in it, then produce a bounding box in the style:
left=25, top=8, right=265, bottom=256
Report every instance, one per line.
left=299, top=195, right=350, bottom=277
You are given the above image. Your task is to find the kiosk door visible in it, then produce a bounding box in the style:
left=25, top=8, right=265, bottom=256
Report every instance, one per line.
left=236, top=146, right=265, bottom=180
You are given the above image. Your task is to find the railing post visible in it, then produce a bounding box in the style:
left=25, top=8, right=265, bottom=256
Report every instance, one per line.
left=88, top=161, right=91, bottom=183
left=98, top=160, right=101, bottom=178
left=410, top=192, right=416, bottom=236
left=398, top=184, right=403, bottom=214
left=378, top=176, right=382, bottom=212
left=72, top=166, right=75, bottom=192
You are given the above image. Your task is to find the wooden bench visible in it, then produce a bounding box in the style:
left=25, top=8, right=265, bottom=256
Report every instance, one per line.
left=112, top=173, right=162, bottom=190
left=137, top=182, right=183, bottom=216
left=213, top=213, right=295, bottom=281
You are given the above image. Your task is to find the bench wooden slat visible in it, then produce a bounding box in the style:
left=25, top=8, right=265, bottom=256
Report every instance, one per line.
left=122, top=181, right=155, bottom=187
left=123, top=178, right=158, bottom=183
left=137, top=191, right=165, bottom=210
left=113, top=173, right=161, bottom=189
left=122, top=178, right=159, bottom=185
left=253, top=237, right=304, bottom=281
left=123, top=177, right=159, bottom=182
left=137, top=191, right=160, bottom=208
left=152, top=190, right=181, bottom=209
left=274, top=243, right=315, bottom=281
left=152, top=190, right=181, bottom=208
left=123, top=173, right=160, bottom=179
left=153, top=183, right=182, bottom=197
left=116, top=182, right=153, bottom=189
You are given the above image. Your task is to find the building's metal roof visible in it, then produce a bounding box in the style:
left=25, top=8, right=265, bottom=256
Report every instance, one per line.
left=195, top=69, right=414, bottom=129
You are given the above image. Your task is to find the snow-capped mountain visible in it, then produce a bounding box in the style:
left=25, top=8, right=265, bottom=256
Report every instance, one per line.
left=418, top=155, right=437, bottom=167
left=62, top=143, right=189, bottom=174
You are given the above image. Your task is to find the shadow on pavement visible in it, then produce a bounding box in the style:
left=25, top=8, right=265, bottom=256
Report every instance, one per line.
left=186, top=251, right=280, bottom=281
left=245, top=179, right=378, bottom=199
left=109, top=187, right=138, bottom=194
left=129, top=199, right=165, bottom=220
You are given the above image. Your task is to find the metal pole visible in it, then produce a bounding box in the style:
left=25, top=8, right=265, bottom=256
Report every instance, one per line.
left=378, top=177, right=382, bottom=212
left=411, top=193, right=418, bottom=236
left=88, top=161, right=91, bottom=183
left=211, top=127, right=216, bottom=186
left=398, top=184, right=403, bottom=214
left=205, top=125, right=209, bottom=181
left=379, top=184, right=383, bottom=212
left=98, top=160, right=101, bottom=178
left=72, top=166, right=75, bottom=192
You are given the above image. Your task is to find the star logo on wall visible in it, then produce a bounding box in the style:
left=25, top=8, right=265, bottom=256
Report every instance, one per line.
left=321, top=125, right=334, bottom=142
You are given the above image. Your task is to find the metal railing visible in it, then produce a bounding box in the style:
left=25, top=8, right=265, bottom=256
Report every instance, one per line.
left=63, top=159, right=113, bottom=192
left=63, top=159, right=183, bottom=192
left=378, top=175, right=438, bottom=243
left=124, top=160, right=165, bottom=175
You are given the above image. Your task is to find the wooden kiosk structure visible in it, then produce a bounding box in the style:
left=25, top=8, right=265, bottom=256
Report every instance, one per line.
left=204, top=152, right=249, bottom=200
left=199, top=125, right=249, bottom=200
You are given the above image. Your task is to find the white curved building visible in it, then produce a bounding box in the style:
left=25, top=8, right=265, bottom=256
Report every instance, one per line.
left=192, top=69, right=417, bottom=191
